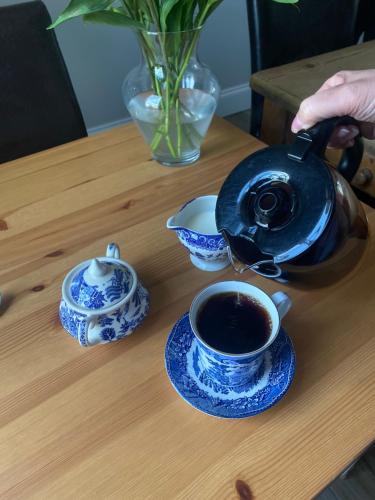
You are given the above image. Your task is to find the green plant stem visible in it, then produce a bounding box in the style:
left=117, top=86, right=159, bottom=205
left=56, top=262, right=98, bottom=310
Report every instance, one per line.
left=131, top=7, right=207, bottom=161
left=150, top=33, right=199, bottom=160
left=145, top=4, right=178, bottom=159
left=170, top=31, right=199, bottom=105
left=148, top=0, right=160, bottom=30
left=139, top=37, right=159, bottom=95
left=150, top=126, right=164, bottom=151
left=134, top=11, right=208, bottom=161
left=176, top=98, right=182, bottom=156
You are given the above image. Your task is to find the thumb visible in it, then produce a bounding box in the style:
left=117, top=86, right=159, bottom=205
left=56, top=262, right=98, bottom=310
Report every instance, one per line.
left=291, top=84, right=356, bottom=132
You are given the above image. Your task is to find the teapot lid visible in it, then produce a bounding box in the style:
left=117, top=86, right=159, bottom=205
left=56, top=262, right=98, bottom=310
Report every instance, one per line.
left=216, top=145, right=335, bottom=262
left=68, top=257, right=134, bottom=310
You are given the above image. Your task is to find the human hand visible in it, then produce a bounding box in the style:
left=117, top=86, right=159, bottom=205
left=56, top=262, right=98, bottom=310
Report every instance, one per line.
left=291, top=69, right=375, bottom=148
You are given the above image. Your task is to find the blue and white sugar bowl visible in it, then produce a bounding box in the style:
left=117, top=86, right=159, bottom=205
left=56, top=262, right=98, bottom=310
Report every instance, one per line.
left=167, top=195, right=230, bottom=272
left=59, top=243, right=149, bottom=346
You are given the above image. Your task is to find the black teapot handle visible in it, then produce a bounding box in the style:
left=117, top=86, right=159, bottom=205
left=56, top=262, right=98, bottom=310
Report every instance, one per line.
left=289, top=116, right=363, bottom=182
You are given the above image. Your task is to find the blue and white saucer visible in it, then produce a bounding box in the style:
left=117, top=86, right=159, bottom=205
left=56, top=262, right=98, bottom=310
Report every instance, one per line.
left=165, top=313, right=295, bottom=419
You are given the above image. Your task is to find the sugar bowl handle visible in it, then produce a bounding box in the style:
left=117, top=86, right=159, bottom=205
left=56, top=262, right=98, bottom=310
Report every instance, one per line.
left=271, top=291, right=292, bottom=320
left=78, top=315, right=99, bottom=347
left=106, top=242, right=120, bottom=259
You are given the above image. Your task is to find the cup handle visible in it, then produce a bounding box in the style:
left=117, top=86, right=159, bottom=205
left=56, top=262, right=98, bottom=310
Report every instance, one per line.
left=78, top=315, right=99, bottom=347
left=271, top=291, right=292, bottom=320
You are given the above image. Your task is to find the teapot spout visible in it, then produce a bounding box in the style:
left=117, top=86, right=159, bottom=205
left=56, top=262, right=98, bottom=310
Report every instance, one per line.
left=225, top=233, right=277, bottom=276
left=225, top=233, right=270, bottom=266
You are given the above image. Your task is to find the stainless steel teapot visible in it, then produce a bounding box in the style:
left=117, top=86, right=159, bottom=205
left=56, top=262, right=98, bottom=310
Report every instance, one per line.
left=216, top=117, right=369, bottom=288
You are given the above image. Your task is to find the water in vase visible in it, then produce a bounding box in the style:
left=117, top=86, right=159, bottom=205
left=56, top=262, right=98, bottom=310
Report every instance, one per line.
left=128, top=88, right=216, bottom=166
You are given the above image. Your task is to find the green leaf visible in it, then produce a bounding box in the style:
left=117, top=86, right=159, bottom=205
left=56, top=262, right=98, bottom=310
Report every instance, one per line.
left=83, top=9, right=143, bottom=28
left=48, top=0, right=114, bottom=29
left=144, top=0, right=161, bottom=29
left=160, top=0, right=182, bottom=31
left=196, top=0, right=223, bottom=26
left=183, top=1, right=198, bottom=29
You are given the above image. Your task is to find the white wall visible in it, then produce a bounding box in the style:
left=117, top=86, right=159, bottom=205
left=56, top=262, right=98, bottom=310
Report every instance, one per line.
left=2, top=0, right=251, bottom=132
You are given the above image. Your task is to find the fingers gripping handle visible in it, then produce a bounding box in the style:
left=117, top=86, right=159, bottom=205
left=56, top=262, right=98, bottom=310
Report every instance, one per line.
left=290, top=116, right=363, bottom=183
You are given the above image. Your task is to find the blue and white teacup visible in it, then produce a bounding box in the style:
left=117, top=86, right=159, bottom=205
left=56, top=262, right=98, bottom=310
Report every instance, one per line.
left=166, top=195, right=230, bottom=272
left=189, top=281, right=291, bottom=386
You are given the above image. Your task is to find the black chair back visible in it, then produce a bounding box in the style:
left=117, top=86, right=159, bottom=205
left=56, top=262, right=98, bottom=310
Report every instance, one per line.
left=0, top=1, right=87, bottom=164
left=247, top=0, right=361, bottom=136
left=248, top=0, right=360, bottom=73
left=357, top=0, right=375, bottom=41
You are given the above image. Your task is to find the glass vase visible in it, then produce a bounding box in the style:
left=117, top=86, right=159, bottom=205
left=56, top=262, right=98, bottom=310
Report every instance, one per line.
left=122, top=28, right=220, bottom=166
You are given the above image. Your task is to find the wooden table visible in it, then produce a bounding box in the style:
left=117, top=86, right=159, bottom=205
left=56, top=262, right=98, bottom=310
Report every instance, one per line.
left=251, top=40, right=375, bottom=199
left=251, top=40, right=375, bottom=116
left=0, top=118, right=374, bottom=499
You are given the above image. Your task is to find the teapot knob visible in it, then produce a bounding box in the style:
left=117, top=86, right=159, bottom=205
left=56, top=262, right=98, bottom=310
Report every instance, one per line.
left=106, top=242, right=120, bottom=259
left=87, top=258, right=108, bottom=278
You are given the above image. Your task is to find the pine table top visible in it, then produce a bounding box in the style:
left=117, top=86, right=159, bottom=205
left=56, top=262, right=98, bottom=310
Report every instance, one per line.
left=0, top=117, right=374, bottom=499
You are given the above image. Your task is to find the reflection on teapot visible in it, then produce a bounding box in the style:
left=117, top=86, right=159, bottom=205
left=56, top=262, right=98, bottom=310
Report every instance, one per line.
left=216, top=117, right=369, bottom=288
left=59, top=243, right=149, bottom=346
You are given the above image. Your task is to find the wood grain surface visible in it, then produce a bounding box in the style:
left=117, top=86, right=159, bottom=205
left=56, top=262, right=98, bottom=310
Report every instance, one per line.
left=250, top=40, right=375, bottom=114
left=0, top=118, right=374, bottom=499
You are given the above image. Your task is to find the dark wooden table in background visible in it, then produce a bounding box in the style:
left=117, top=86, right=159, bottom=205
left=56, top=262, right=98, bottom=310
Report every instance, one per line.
left=251, top=40, right=375, bottom=200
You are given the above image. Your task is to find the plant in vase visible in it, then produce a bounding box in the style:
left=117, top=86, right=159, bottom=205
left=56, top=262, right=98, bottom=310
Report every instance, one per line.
left=50, top=0, right=298, bottom=166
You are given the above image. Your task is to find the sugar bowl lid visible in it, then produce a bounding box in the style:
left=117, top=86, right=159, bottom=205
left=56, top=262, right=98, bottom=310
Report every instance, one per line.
left=64, top=243, right=137, bottom=311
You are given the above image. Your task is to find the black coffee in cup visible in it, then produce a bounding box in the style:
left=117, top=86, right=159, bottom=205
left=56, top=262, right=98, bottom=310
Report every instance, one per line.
left=196, top=292, right=272, bottom=354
